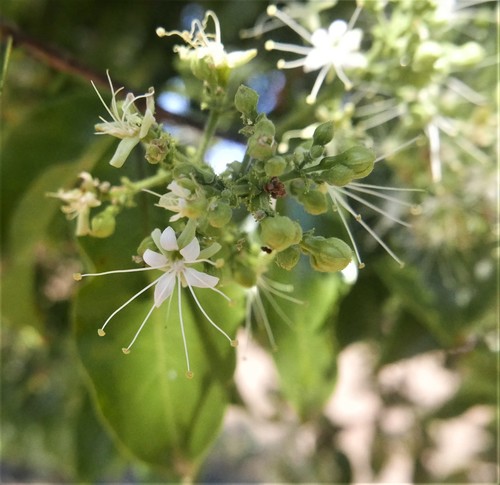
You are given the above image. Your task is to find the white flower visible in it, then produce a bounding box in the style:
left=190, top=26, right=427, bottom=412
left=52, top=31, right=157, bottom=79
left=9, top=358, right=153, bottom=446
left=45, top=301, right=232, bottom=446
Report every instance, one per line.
left=48, top=172, right=102, bottom=236
left=156, top=10, right=256, bottom=71
left=92, top=71, right=156, bottom=168
left=264, top=5, right=367, bottom=103
left=156, top=181, right=194, bottom=222
left=74, top=226, right=237, bottom=378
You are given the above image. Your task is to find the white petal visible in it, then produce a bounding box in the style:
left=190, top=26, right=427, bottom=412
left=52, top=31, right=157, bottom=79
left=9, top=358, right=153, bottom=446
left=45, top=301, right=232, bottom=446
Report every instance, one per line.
left=167, top=181, right=191, bottom=198
left=151, top=228, right=162, bottom=249
left=154, top=272, right=176, bottom=307
left=180, top=237, right=200, bottom=262
left=143, top=249, right=167, bottom=268
left=328, top=20, right=348, bottom=41
left=183, top=268, right=219, bottom=288
left=160, top=227, right=179, bottom=251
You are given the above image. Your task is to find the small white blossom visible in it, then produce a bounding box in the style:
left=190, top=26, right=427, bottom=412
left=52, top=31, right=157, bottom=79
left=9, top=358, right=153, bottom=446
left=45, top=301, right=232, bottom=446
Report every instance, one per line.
left=156, top=181, right=195, bottom=222
left=48, top=172, right=102, bottom=236
left=74, top=226, right=237, bottom=378
left=264, top=5, right=367, bottom=103
left=92, top=71, right=156, bottom=168
left=156, top=10, right=256, bottom=72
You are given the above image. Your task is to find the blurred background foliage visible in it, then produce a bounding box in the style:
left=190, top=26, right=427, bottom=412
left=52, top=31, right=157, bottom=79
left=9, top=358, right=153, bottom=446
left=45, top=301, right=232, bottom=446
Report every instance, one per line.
left=1, top=0, right=498, bottom=483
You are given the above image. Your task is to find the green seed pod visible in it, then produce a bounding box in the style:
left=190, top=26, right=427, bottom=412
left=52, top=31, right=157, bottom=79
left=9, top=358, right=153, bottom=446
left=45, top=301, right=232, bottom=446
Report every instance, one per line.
left=300, top=234, right=352, bottom=272
left=264, top=156, right=287, bottom=177
left=299, top=189, right=328, bottom=215
left=208, top=202, right=232, bottom=228
left=235, top=85, right=259, bottom=123
left=319, top=146, right=375, bottom=185
left=309, top=144, right=324, bottom=159
left=320, top=165, right=354, bottom=186
left=275, top=245, right=301, bottom=270
left=312, top=121, right=334, bottom=146
left=233, top=264, right=258, bottom=288
left=90, top=206, right=118, bottom=238
left=259, top=215, right=303, bottom=252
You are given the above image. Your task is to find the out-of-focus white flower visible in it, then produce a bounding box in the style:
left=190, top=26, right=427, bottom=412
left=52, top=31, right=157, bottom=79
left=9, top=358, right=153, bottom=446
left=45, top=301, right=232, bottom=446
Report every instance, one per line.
left=48, top=172, right=103, bottom=236
left=264, top=5, right=367, bottom=103
left=92, top=71, right=156, bottom=168
left=74, top=226, right=236, bottom=378
left=156, top=10, right=256, bottom=72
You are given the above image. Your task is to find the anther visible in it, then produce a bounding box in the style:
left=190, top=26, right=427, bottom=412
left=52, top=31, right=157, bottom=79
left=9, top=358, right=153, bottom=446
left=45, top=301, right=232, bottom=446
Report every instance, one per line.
left=122, top=348, right=131, bottom=355
left=185, top=371, right=194, bottom=379
left=98, top=329, right=106, bottom=337
left=73, top=273, right=82, bottom=281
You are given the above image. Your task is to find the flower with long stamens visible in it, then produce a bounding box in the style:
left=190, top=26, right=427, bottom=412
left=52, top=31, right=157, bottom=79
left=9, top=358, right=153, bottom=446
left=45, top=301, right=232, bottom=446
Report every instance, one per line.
left=264, top=5, right=367, bottom=103
left=73, top=227, right=237, bottom=378
left=156, top=11, right=256, bottom=78
left=92, top=71, right=156, bottom=168
left=48, top=172, right=103, bottom=236
left=143, top=180, right=207, bottom=222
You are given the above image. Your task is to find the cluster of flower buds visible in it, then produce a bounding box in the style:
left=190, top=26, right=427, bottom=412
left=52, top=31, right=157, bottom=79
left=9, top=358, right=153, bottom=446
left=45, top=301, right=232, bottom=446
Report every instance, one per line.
left=53, top=9, right=403, bottom=376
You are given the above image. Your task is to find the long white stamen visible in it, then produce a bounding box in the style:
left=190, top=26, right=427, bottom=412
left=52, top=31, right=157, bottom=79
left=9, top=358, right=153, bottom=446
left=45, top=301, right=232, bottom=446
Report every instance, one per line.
left=374, top=136, right=421, bottom=163
left=333, top=188, right=404, bottom=266
left=347, top=5, right=363, bottom=31
left=260, top=286, right=295, bottom=330
left=329, top=190, right=365, bottom=268
left=446, top=77, right=486, bottom=105
left=122, top=302, right=156, bottom=354
left=254, top=289, right=278, bottom=351
left=307, top=64, right=331, bottom=104
left=336, top=187, right=412, bottom=227
left=259, top=277, right=304, bottom=305
left=266, top=5, right=313, bottom=43
left=76, top=265, right=163, bottom=279
left=98, top=275, right=163, bottom=335
left=91, top=80, right=119, bottom=124
left=426, top=122, right=442, bottom=183
left=265, top=40, right=311, bottom=56
left=177, top=278, right=193, bottom=378
left=187, top=285, right=236, bottom=346
left=358, top=105, right=403, bottom=131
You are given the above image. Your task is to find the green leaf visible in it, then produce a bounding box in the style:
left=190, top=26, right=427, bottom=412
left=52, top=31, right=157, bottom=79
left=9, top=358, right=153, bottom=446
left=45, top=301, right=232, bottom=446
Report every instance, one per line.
left=1, top=139, right=110, bottom=330
left=262, top=263, right=347, bottom=420
left=73, top=210, right=245, bottom=479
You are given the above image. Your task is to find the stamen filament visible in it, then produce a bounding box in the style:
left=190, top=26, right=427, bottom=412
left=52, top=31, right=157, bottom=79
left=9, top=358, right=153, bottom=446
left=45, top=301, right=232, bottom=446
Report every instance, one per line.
left=122, top=302, right=156, bottom=354
left=177, top=278, right=193, bottom=379
left=187, top=285, right=235, bottom=345
left=99, top=275, right=163, bottom=335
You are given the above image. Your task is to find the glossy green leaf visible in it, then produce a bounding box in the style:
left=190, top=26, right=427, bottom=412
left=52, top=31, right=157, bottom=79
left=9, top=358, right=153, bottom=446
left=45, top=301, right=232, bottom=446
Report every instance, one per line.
left=73, top=212, right=245, bottom=479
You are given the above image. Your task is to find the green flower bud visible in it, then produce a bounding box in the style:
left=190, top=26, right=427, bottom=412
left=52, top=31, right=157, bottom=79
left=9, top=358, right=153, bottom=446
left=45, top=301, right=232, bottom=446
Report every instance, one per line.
left=235, top=85, right=259, bottom=124
left=300, top=235, right=352, bottom=272
left=318, top=146, right=375, bottom=186
left=247, top=116, right=277, bottom=161
left=275, top=245, right=301, bottom=270
left=208, top=201, right=232, bottom=228
left=136, top=235, right=156, bottom=257
left=173, top=162, right=215, bottom=184
left=264, top=156, right=287, bottom=177
left=145, top=135, right=172, bottom=164
left=312, top=121, right=334, bottom=146
left=233, top=264, right=258, bottom=288
left=259, top=215, right=302, bottom=252
left=413, top=41, right=444, bottom=72
left=299, top=189, right=328, bottom=215
left=90, top=206, right=118, bottom=238
left=309, top=144, right=324, bottom=159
